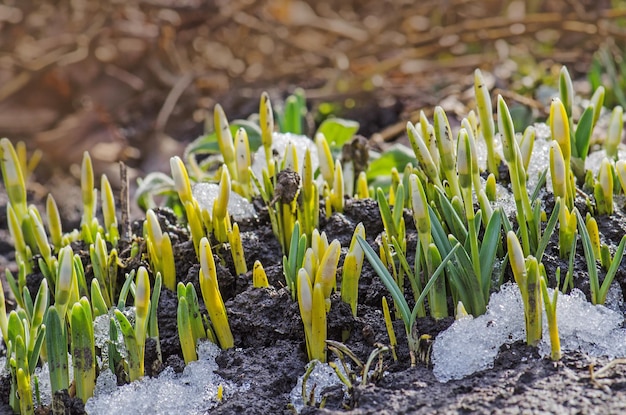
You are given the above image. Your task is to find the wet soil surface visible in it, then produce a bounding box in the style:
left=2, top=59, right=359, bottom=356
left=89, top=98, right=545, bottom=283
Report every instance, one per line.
left=3, top=187, right=626, bottom=414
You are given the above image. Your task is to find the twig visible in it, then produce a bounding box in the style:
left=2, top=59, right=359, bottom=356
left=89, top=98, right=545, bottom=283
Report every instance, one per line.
left=590, top=358, right=626, bottom=380
left=0, top=71, right=31, bottom=102
left=493, top=88, right=547, bottom=114
left=374, top=111, right=422, bottom=142
left=120, top=161, right=131, bottom=241
left=155, top=73, right=194, bottom=132
left=104, top=65, right=145, bottom=91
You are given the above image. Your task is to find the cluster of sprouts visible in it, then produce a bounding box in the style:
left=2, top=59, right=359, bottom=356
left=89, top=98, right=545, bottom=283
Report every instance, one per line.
left=1, top=64, right=626, bottom=413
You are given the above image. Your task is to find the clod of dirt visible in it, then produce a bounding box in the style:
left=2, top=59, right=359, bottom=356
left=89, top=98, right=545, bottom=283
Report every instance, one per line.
left=341, top=135, right=370, bottom=176
left=214, top=339, right=305, bottom=415
left=155, top=288, right=183, bottom=364
left=226, top=286, right=302, bottom=348
left=272, top=169, right=301, bottom=205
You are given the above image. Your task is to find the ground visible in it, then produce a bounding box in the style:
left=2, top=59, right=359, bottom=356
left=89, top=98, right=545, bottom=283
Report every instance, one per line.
left=3, top=1, right=626, bottom=414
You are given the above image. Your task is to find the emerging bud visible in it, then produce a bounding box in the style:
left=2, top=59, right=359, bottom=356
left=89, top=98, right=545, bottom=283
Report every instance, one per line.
left=214, top=104, right=236, bottom=174
left=235, top=128, right=251, bottom=190
left=407, top=122, right=440, bottom=186
left=606, top=106, right=623, bottom=159
left=474, top=69, right=495, bottom=141
left=457, top=128, right=472, bottom=191
left=550, top=98, right=571, bottom=164
left=519, top=126, right=535, bottom=172
left=549, top=142, right=567, bottom=200
left=409, top=174, right=430, bottom=238
left=316, top=133, right=334, bottom=185
left=559, top=66, right=574, bottom=116
left=170, top=156, right=193, bottom=205
left=214, top=167, right=231, bottom=220
left=497, top=95, right=516, bottom=164
left=259, top=92, right=274, bottom=149
left=506, top=231, right=526, bottom=287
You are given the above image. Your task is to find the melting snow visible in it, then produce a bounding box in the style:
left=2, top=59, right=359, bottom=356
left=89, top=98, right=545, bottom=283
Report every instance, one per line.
left=432, top=283, right=626, bottom=382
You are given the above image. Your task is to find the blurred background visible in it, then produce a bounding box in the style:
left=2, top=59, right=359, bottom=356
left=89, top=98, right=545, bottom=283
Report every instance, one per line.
left=1, top=0, right=625, bottom=187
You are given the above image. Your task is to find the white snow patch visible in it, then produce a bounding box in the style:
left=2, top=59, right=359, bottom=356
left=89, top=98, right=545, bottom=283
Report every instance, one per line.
left=85, top=341, right=236, bottom=415
left=289, top=360, right=349, bottom=414
left=432, top=282, right=626, bottom=382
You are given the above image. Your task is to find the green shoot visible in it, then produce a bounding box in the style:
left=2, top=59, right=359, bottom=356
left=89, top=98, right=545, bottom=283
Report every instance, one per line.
left=559, top=65, right=603, bottom=182
left=314, top=239, right=341, bottom=308
left=474, top=69, right=499, bottom=178
left=260, top=92, right=275, bottom=177
left=252, top=260, right=270, bottom=288
left=114, top=267, right=151, bottom=381
left=149, top=273, right=163, bottom=363
left=434, top=107, right=462, bottom=200
left=507, top=231, right=542, bottom=346
left=101, top=174, right=119, bottom=246
left=498, top=95, right=536, bottom=255
left=540, top=271, right=561, bottom=361
left=214, top=104, right=238, bottom=182
left=227, top=222, right=247, bottom=275
left=234, top=128, right=253, bottom=199
left=0, top=139, right=28, bottom=224
left=577, top=209, right=626, bottom=304
left=213, top=167, right=233, bottom=243
left=46, top=194, right=63, bottom=252
left=177, top=295, right=198, bottom=364
left=550, top=98, right=575, bottom=209
left=80, top=151, right=98, bottom=244
left=199, top=237, right=234, bottom=349
left=145, top=209, right=177, bottom=291
left=70, top=298, right=96, bottom=402
left=381, top=297, right=398, bottom=361
left=176, top=282, right=207, bottom=363
left=358, top=234, right=459, bottom=366
left=594, top=158, right=614, bottom=215
left=283, top=221, right=307, bottom=299
left=45, top=306, right=69, bottom=395
left=297, top=268, right=327, bottom=362
left=605, top=106, right=623, bottom=160
left=341, top=223, right=365, bottom=316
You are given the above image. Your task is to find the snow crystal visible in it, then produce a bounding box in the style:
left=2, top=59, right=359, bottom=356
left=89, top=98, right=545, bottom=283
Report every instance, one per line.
left=432, top=282, right=626, bottom=382
left=525, top=134, right=551, bottom=194
left=33, top=363, right=52, bottom=406
left=493, top=182, right=517, bottom=218
left=537, top=287, right=626, bottom=359
left=192, top=182, right=256, bottom=221
left=605, top=282, right=624, bottom=312
left=289, top=360, right=348, bottom=414
left=474, top=132, right=495, bottom=172
left=85, top=340, right=235, bottom=415
left=94, top=310, right=127, bottom=366
left=585, top=146, right=626, bottom=175
left=32, top=354, right=73, bottom=406
left=251, top=132, right=318, bottom=180
left=432, top=284, right=525, bottom=382
left=533, top=122, right=551, bottom=141
left=93, top=369, right=118, bottom=397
